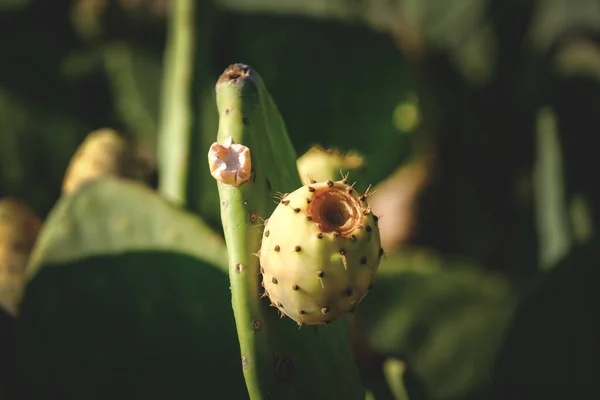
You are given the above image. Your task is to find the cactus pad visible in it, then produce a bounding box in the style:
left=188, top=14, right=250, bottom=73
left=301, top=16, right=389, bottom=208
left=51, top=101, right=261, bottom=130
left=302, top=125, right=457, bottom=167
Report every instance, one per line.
left=16, top=178, right=245, bottom=399
left=260, top=178, right=382, bottom=325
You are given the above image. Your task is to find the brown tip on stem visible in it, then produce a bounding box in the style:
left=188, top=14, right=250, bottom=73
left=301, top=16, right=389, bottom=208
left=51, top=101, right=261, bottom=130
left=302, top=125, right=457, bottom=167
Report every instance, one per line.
left=217, top=63, right=253, bottom=86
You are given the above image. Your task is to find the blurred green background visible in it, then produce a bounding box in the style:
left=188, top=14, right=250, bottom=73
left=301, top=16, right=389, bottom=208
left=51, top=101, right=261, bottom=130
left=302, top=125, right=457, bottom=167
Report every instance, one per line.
left=2, top=0, right=600, bottom=399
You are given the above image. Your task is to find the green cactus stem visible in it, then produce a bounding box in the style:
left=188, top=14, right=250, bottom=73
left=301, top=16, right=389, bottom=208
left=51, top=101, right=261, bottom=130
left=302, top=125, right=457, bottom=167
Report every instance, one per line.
left=209, top=64, right=364, bottom=399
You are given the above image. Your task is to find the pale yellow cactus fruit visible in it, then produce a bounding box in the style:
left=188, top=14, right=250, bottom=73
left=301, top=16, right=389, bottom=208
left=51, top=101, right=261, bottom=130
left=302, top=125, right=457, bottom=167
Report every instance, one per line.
left=297, top=146, right=364, bottom=185
left=0, top=198, right=42, bottom=316
left=62, top=128, right=153, bottom=194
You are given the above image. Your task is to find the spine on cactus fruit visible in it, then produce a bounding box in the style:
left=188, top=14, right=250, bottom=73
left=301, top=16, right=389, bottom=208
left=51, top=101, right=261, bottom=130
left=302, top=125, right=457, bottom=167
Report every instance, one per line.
left=210, top=64, right=364, bottom=400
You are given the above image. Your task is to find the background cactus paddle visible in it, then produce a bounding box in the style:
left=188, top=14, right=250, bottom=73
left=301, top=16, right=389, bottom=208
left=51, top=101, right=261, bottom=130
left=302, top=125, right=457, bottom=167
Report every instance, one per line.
left=210, top=63, right=364, bottom=400
left=16, top=177, right=244, bottom=399
left=260, top=178, right=382, bottom=325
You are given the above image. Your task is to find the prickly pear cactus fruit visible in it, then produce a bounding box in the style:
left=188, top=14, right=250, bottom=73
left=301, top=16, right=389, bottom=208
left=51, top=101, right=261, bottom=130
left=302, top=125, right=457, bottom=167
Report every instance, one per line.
left=0, top=198, right=41, bottom=316
left=62, top=128, right=153, bottom=194
left=260, top=178, right=382, bottom=325
left=297, top=146, right=365, bottom=186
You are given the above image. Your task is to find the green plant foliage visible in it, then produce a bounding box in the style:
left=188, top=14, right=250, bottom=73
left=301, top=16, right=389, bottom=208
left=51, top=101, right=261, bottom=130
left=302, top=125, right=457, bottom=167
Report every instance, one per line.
left=490, top=235, right=600, bottom=400
left=355, top=248, right=516, bottom=399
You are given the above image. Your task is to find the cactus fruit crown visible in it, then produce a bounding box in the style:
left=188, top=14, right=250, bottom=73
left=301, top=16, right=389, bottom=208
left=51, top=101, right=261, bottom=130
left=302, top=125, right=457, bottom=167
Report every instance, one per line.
left=259, top=176, right=382, bottom=326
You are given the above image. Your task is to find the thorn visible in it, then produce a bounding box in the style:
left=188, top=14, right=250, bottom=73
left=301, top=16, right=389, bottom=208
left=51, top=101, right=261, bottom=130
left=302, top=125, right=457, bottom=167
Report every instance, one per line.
left=303, top=173, right=315, bottom=185
left=339, top=170, right=350, bottom=183
left=340, top=250, right=347, bottom=269
left=346, top=181, right=357, bottom=194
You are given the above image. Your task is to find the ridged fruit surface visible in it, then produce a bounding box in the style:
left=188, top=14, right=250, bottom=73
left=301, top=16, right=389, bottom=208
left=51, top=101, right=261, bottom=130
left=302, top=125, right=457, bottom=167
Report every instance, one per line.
left=259, top=178, right=382, bottom=325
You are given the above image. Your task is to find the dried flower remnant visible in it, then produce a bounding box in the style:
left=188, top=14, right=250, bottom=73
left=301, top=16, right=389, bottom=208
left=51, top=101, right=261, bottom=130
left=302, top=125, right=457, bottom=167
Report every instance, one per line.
left=208, top=136, right=252, bottom=186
